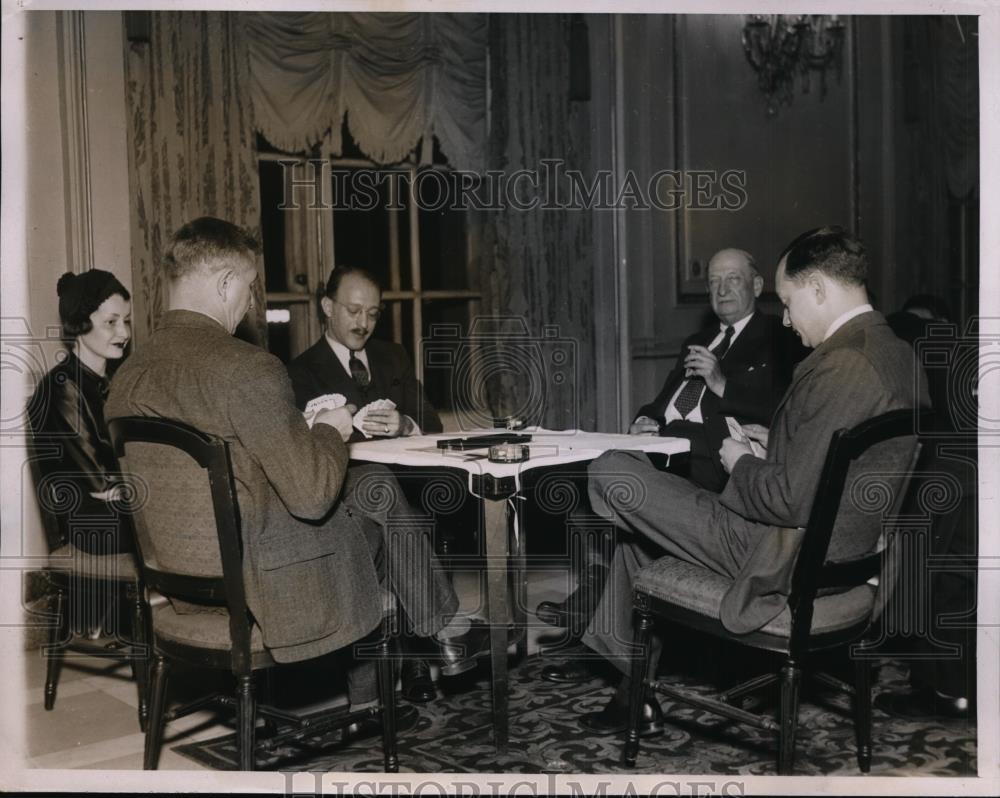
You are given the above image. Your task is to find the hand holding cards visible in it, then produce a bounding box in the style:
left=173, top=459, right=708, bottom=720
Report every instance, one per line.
left=725, top=416, right=767, bottom=458
left=304, top=393, right=347, bottom=428
left=354, top=398, right=398, bottom=438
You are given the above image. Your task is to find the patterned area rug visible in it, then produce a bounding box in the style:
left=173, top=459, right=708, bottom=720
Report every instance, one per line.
left=174, top=655, right=976, bottom=775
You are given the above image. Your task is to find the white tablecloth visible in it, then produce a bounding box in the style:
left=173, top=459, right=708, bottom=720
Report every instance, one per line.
left=349, top=428, right=689, bottom=494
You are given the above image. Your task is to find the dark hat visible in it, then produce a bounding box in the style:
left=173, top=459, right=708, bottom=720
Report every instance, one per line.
left=57, top=269, right=131, bottom=338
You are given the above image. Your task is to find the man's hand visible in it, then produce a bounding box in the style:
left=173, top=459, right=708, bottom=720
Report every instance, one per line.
left=684, top=345, right=727, bottom=397
left=314, top=404, right=357, bottom=441
left=363, top=408, right=412, bottom=438
left=720, top=436, right=754, bottom=474
left=629, top=415, right=660, bottom=436
left=741, top=423, right=770, bottom=452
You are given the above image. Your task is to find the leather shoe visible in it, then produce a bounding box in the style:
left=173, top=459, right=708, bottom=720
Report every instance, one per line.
left=435, top=620, right=520, bottom=677
left=535, top=565, right=608, bottom=629
left=579, top=691, right=664, bottom=737
left=874, top=687, right=972, bottom=720
left=540, top=661, right=595, bottom=684
left=400, top=658, right=436, bottom=704
left=341, top=703, right=419, bottom=745
left=435, top=619, right=492, bottom=677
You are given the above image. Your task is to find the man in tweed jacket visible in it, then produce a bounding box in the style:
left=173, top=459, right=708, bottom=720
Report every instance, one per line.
left=572, top=227, right=930, bottom=735
left=106, top=218, right=481, bottom=711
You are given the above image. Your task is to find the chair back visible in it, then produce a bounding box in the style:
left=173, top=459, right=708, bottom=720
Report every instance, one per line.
left=108, top=416, right=255, bottom=671
left=786, top=409, right=930, bottom=655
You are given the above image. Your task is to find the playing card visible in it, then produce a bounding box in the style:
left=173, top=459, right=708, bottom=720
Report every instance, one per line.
left=725, top=416, right=766, bottom=458
left=303, top=393, right=347, bottom=428
left=353, top=399, right=397, bottom=437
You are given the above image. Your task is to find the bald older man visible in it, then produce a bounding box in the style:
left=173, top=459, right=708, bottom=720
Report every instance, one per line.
left=536, top=248, right=804, bottom=643
left=630, top=248, right=803, bottom=492
left=570, top=228, right=928, bottom=735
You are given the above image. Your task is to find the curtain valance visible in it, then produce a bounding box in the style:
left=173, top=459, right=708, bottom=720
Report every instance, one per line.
left=243, top=12, right=487, bottom=171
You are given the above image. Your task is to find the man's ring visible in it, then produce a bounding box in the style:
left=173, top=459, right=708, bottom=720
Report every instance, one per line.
left=384, top=424, right=389, bottom=433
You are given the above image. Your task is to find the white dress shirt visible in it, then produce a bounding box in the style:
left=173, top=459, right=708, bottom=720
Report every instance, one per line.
left=324, top=334, right=420, bottom=435
left=325, top=334, right=370, bottom=375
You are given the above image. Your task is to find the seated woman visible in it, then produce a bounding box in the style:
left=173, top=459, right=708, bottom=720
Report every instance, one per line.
left=28, top=269, right=134, bottom=557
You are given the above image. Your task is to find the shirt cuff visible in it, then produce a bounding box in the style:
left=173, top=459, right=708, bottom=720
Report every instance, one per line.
left=403, top=415, right=421, bottom=436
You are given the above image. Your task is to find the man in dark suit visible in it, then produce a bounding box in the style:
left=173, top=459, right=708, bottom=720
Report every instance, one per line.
left=536, top=249, right=803, bottom=643
left=563, top=227, right=929, bottom=735
left=287, top=266, right=445, bottom=704
left=106, top=218, right=490, bottom=737
left=287, top=266, right=442, bottom=440
left=631, top=247, right=802, bottom=492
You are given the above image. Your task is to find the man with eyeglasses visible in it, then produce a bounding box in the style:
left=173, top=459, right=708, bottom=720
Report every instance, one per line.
left=628, top=247, right=803, bottom=493
left=288, top=266, right=442, bottom=440
left=537, top=248, right=805, bottom=666
left=288, top=265, right=450, bottom=706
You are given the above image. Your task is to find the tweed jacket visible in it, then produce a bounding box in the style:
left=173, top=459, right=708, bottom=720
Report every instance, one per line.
left=717, top=310, right=930, bottom=632
left=287, top=336, right=443, bottom=441
left=105, top=310, right=383, bottom=662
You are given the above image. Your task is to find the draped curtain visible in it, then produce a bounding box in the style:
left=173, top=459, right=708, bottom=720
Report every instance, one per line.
left=243, top=12, right=487, bottom=171
left=939, top=17, right=978, bottom=200
left=896, top=16, right=978, bottom=316
left=124, top=11, right=265, bottom=346
left=481, top=15, right=596, bottom=430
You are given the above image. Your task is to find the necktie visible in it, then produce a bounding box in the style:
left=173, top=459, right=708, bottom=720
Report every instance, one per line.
left=349, top=352, right=370, bottom=393
left=672, top=325, right=734, bottom=419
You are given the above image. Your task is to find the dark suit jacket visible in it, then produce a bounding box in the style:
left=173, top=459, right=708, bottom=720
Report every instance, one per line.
left=106, top=310, right=384, bottom=663
left=287, top=337, right=443, bottom=441
left=717, top=310, right=930, bottom=632
left=635, top=312, right=804, bottom=489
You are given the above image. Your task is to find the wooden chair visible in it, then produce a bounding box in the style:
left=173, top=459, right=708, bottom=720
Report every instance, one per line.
left=28, top=451, right=149, bottom=731
left=42, top=543, right=148, bottom=730
left=622, top=409, right=927, bottom=774
left=108, top=416, right=399, bottom=772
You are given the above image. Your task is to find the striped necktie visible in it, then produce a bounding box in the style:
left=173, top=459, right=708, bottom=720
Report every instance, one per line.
left=349, top=352, right=370, bottom=393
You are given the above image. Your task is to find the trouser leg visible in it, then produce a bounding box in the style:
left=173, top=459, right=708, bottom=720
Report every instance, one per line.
left=343, top=464, right=459, bottom=638
left=581, top=450, right=751, bottom=677
left=582, top=537, right=664, bottom=676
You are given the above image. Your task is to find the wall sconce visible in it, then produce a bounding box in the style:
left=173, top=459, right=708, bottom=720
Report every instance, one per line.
left=742, top=14, right=846, bottom=116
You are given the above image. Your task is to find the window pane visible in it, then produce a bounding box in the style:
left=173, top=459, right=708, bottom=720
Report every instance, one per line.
left=370, top=299, right=416, bottom=366
left=418, top=171, right=471, bottom=291
left=258, top=160, right=288, bottom=292
left=331, top=170, right=392, bottom=288
left=266, top=313, right=292, bottom=364
left=396, top=188, right=412, bottom=291
left=421, top=298, right=474, bottom=411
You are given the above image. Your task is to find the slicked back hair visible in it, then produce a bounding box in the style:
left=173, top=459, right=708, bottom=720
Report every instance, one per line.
left=324, top=266, right=382, bottom=299
left=165, top=217, right=260, bottom=281
left=779, top=226, right=868, bottom=287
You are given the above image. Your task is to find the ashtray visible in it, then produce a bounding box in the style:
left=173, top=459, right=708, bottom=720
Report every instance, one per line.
left=488, top=443, right=529, bottom=463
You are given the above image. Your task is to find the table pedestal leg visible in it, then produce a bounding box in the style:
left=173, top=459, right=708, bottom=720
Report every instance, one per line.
left=483, top=497, right=509, bottom=753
